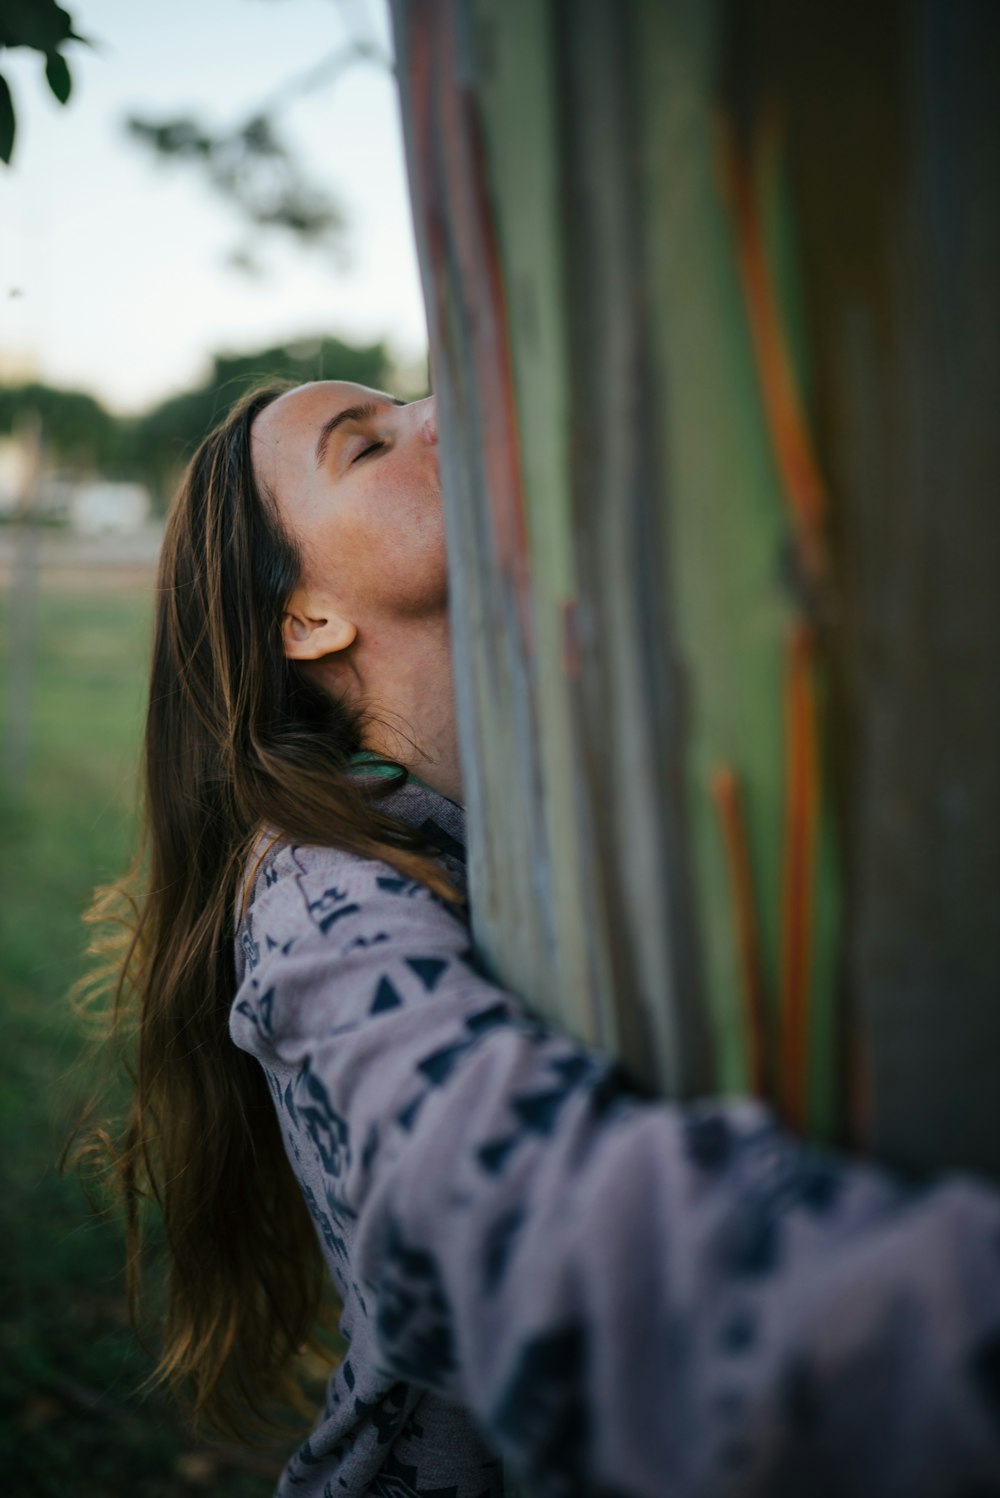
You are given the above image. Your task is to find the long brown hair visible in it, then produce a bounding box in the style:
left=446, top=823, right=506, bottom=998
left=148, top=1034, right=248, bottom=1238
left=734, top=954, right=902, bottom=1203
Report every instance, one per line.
left=71, top=385, right=459, bottom=1436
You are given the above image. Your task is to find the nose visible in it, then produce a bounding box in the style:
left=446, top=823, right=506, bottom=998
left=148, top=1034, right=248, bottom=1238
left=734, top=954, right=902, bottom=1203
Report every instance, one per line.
left=417, top=396, right=437, bottom=446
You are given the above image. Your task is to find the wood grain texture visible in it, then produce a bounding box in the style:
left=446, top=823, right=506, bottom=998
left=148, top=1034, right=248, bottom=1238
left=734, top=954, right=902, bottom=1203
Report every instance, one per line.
left=392, top=0, right=1000, bottom=1176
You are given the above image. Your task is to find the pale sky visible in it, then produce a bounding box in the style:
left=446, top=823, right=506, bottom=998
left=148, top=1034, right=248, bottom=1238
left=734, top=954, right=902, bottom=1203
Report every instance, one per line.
left=0, top=0, right=428, bottom=413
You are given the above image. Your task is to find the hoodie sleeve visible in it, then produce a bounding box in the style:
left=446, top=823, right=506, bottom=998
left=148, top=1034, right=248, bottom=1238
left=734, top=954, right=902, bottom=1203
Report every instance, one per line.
left=232, top=840, right=1000, bottom=1498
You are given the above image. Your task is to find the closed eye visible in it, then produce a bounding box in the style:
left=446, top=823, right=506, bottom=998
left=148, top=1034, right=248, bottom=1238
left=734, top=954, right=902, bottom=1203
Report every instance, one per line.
left=353, top=440, right=385, bottom=463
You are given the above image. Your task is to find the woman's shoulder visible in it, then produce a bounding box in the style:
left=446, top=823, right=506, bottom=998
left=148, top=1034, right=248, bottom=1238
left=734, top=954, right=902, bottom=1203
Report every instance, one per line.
left=240, top=831, right=370, bottom=921
left=234, top=829, right=469, bottom=997
left=237, top=776, right=466, bottom=942
left=230, top=827, right=478, bottom=1070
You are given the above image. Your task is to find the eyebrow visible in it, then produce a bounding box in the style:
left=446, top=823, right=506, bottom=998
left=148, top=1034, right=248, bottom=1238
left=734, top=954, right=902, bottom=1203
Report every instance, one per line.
left=314, top=396, right=405, bottom=468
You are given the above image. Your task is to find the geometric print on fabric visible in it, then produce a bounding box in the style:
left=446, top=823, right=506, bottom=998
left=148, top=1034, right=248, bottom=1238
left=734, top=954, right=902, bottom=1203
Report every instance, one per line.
left=972, top=1330, right=1000, bottom=1431
left=406, top=956, right=449, bottom=991
left=474, top=1047, right=632, bottom=1180
left=490, top=1322, right=593, bottom=1498
left=375, top=1215, right=458, bottom=1390
left=372, top=976, right=404, bottom=1014
left=232, top=783, right=1000, bottom=1498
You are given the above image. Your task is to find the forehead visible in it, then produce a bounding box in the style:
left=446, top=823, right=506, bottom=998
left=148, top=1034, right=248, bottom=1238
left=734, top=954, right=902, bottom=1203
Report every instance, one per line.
left=251, top=380, right=387, bottom=488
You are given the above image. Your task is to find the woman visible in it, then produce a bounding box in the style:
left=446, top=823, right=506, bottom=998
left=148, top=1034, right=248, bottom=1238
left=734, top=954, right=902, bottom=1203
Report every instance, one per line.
left=83, top=380, right=1000, bottom=1498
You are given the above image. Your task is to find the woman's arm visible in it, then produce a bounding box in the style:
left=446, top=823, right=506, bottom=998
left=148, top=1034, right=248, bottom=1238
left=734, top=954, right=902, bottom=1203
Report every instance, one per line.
left=234, top=843, right=1000, bottom=1498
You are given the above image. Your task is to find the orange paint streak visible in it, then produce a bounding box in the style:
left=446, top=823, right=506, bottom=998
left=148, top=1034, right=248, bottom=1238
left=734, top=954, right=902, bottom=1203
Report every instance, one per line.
left=722, top=124, right=829, bottom=586
left=710, top=768, right=771, bottom=1100
left=779, top=625, right=820, bottom=1132
left=720, top=115, right=836, bottom=1133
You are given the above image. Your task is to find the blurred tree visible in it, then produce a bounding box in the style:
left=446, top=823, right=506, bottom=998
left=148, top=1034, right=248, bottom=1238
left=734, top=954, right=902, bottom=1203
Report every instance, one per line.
left=2, top=1, right=389, bottom=274
left=0, top=383, right=119, bottom=474
left=124, top=6, right=391, bottom=273
left=0, top=0, right=88, bottom=164
left=124, top=111, right=348, bottom=275
left=0, top=334, right=397, bottom=509
left=124, top=333, right=396, bottom=504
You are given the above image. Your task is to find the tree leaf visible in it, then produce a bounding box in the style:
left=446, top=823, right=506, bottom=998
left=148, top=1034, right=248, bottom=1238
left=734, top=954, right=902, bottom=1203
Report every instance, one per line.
left=0, top=0, right=75, bottom=53
left=45, top=50, right=72, bottom=105
left=0, top=74, right=15, bottom=165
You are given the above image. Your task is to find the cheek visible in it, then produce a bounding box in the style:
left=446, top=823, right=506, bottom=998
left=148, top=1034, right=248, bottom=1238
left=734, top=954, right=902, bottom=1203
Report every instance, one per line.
left=371, top=488, right=448, bottom=617
left=313, top=472, right=448, bottom=620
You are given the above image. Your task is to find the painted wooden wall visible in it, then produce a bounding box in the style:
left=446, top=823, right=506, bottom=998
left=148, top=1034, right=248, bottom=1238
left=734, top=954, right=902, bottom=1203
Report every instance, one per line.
left=391, top=0, right=1000, bottom=1179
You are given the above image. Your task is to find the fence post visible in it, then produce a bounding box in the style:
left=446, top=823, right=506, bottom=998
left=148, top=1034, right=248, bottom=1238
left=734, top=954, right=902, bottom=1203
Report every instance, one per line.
left=4, top=411, right=42, bottom=792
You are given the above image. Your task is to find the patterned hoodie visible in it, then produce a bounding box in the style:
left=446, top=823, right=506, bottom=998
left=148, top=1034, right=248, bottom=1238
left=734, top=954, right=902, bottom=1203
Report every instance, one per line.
left=231, top=774, right=1000, bottom=1498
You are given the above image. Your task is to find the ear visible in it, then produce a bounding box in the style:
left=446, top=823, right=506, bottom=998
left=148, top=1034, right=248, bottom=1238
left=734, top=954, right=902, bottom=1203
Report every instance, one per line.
left=282, top=596, right=357, bottom=660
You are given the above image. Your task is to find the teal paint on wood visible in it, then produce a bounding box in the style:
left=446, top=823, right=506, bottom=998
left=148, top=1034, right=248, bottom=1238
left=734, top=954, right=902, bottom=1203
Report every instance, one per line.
left=391, top=0, right=559, bottom=1047
left=393, top=0, right=713, bottom=1096
left=470, top=0, right=601, bottom=1050
left=634, top=0, right=843, bottom=1135
left=550, top=0, right=712, bottom=1092
left=635, top=0, right=793, bottom=1098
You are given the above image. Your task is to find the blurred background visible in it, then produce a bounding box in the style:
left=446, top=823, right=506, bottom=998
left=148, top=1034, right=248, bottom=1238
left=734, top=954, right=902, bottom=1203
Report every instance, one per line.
left=0, top=1, right=426, bottom=1491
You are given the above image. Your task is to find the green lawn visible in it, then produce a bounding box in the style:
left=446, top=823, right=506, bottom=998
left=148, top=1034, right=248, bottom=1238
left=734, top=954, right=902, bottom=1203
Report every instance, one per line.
left=0, top=581, right=287, bottom=1496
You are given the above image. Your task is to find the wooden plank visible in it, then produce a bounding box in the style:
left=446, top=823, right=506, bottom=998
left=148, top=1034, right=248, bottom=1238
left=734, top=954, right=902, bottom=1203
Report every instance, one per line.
left=392, top=0, right=1000, bottom=1176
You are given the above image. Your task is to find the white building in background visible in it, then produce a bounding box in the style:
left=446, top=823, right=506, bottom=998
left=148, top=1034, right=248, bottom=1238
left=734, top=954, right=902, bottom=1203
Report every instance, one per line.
left=0, top=430, right=154, bottom=533
left=67, top=481, right=151, bottom=535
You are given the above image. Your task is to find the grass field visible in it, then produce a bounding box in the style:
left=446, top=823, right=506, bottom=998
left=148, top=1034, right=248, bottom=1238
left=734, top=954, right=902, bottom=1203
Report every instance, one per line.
left=0, top=579, right=289, bottom=1496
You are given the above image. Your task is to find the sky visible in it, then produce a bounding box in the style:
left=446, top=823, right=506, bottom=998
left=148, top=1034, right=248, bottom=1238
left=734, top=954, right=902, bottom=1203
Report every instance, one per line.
left=0, top=0, right=428, bottom=413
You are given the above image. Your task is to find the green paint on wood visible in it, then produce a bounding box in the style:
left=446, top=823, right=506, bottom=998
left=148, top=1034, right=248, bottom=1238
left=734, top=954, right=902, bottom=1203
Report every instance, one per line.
left=637, top=0, right=790, bottom=1092
left=393, top=0, right=1000, bottom=1178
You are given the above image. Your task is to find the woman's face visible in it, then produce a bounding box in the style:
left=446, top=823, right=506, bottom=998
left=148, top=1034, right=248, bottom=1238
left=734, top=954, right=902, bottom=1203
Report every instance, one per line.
left=251, top=381, right=446, bottom=635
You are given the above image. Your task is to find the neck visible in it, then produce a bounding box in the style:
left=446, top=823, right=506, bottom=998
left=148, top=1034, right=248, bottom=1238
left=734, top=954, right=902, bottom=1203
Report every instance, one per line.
left=355, top=612, right=464, bottom=804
